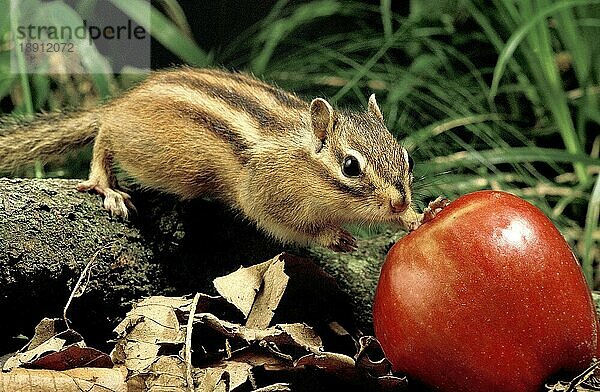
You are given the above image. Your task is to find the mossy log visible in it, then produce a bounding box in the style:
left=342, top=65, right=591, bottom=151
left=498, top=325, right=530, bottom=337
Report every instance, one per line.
left=0, top=178, right=391, bottom=352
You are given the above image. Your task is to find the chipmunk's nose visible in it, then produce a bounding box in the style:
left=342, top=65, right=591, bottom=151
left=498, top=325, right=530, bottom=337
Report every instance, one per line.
left=390, top=199, right=408, bottom=214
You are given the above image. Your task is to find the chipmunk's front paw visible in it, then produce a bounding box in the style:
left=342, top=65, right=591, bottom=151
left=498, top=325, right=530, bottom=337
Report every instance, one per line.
left=403, top=196, right=451, bottom=232
left=318, top=227, right=357, bottom=253
left=76, top=181, right=136, bottom=219
left=422, top=196, right=450, bottom=224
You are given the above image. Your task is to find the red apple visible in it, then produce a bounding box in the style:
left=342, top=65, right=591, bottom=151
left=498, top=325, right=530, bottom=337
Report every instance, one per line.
left=373, top=190, right=599, bottom=392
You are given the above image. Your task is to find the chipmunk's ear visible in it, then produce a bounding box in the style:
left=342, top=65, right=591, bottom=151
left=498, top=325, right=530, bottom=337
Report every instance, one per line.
left=310, top=98, right=334, bottom=146
left=368, top=94, right=384, bottom=123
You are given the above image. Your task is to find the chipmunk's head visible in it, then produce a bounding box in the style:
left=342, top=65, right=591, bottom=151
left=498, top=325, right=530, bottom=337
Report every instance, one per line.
left=310, top=94, right=415, bottom=226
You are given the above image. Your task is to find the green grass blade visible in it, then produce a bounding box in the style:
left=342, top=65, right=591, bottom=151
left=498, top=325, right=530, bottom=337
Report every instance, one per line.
left=0, top=51, right=17, bottom=108
left=9, top=1, right=33, bottom=114
left=109, top=0, right=210, bottom=66
left=251, top=0, right=343, bottom=74
left=155, top=0, right=193, bottom=38
left=583, top=173, right=600, bottom=286
left=426, top=147, right=599, bottom=173
left=554, top=8, right=591, bottom=85
left=331, top=26, right=413, bottom=102
left=490, top=0, right=600, bottom=100
left=489, top=0, right=594, bottom=185
left=404, top=114, right=502, bottom=147
left=380, top=0, right=393, bottom=42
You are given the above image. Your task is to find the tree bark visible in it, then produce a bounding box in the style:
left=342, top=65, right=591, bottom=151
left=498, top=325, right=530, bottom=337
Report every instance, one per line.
left=0, top=178, right=390, bottom=353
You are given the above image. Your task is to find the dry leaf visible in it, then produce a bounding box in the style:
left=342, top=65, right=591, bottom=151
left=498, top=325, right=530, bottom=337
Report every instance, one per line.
left=214, top=254, right=289, bottom=329
left=246, top=256, right=288, bottom=329
left=546, top=362, right=600, bottom=391
left=4, top=252, right=405, bottom=391
left=227, top=347, right=291, bottom=372
left=27, top=318, right=66, bottom=350
left=179, top=293, right=236, bottom=317
left=0, top=366, right=128, bottom=392
left=252, top=383, right=291, bottom=392
left=3, top=319, right=91, bottom=371
left=195, top=360, right=253, bottom=391
left=143, top=356, right=188, bottom=390
left=111, top=296, right=189, bottom=372
left=28, top=345, right=112, bottom=371
left=114, top=296, right=188, bottom=344
left=271, top=324, right=323, bottom=353
left=355, top=336, right=392, bottom=377
left=295, top=352, right=355, bottom=370
left=355, top=336, right=408, bottom=390
left=3, top=337, right=70, bottom=371
left=214, top=263, right=267, bottom=318
left=195, top=367, right=228, bottom=392
left=106, top=256, right=402, bottom=391
left=194, top=313, right=322, bottom=354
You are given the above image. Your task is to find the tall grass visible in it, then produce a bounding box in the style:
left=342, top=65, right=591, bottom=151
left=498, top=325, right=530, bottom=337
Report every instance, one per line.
left=462, top=0, right=600, bottom=284
left=0, top=0, right=210, bottom=112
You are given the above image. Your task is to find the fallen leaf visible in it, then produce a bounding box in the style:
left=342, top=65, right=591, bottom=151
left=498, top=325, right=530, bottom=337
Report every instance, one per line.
left=115, top=296, right=187, bottom=344
left=106, top=257, right=408, bottom=391
left=195, top=367, right=228, bottom=392
left=0, top=366, right=128, bottom=392
left=111, top=296, right=189, bottom=373
left=270, top=324, right=323, bottom=353
left=214, top=259, right=272, bottom=318
left=226, top=347, right=291, bottom=372
left=3, top=337, right=69, bottom=371
left=28, top=318, right=67, bottom=350
left=355, top=336, right=392, bottom=377
left=195, top=360, right=254, bottom=391
left=143, top=356, right=188, bottom=390
left=246, top=256, right=288, bottom=329
left=194, top=313, right=322, bottom=354
left=252, top=383, right=291, bottom=392
left=295, top=351, right=355, bottom=370
left=214, top=254, right=289, bottom=330
left=28, top=345, right=112, bottom=371
left=546, top=361, right=600, bottom=391
left=3, top=319, right=87, bottom=371
left=355, top=336, right=408, bottom=390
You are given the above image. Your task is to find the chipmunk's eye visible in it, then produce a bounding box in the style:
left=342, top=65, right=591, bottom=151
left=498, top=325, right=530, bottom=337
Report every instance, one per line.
left=342, top=155, right=361, bottom=177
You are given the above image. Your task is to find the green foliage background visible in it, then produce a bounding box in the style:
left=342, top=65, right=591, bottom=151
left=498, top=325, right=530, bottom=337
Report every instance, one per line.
left=1, top=0, right=599, bottom=286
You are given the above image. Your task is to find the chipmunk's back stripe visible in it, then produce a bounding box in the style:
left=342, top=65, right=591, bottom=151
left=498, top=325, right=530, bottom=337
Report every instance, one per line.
left=165, top=74, right=288, bottom=132
left=169, top=101, right=250, bottom=159
left=203, top=69, right=308, bottom=110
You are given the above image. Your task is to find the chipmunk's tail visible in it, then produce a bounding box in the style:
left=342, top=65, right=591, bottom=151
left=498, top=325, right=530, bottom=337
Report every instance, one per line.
left=0, top=109, right=99, bottom=171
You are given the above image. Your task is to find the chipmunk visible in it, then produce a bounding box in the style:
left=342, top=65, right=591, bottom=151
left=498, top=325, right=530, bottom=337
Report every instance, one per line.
left=0, top=67, right=425, bottom=252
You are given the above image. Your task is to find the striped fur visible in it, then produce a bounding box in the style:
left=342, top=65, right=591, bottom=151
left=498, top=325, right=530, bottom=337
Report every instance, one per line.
left=0, top=67, right=416, bottom=251
left=0, top=110, right=99, bottom=171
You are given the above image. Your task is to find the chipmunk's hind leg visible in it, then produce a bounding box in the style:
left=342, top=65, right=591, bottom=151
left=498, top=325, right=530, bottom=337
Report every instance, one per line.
left=76, top=134, right=135, bottom=218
